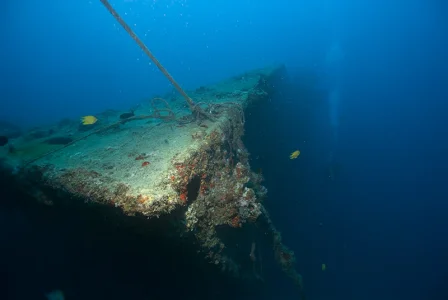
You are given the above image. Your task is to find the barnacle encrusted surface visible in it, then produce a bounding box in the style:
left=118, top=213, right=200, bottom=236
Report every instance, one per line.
left=0, top=64, right=304, bottom=295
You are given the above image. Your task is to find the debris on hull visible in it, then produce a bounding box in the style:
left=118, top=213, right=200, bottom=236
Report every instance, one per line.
left=0, top=64, right=304, bottom=298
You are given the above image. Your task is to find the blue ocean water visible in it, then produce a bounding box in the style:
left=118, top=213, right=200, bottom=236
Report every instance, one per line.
left=1, top=1, right=447, bottom=299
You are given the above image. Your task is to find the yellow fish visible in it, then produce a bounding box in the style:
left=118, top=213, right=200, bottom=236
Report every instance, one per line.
left=290, top=150, right=300, bottom=159
left=81, top=115, right=97, bottom=125
left=321, top=263, right=326, bottom=271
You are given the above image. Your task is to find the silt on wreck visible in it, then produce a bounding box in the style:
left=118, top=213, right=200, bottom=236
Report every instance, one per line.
left=0, top=65, right=305, bottom=299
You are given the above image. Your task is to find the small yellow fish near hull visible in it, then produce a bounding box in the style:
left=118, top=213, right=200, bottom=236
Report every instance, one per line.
left=81, top=115, right=98, bottom=125
left=290, top=150, right=300, bottom=159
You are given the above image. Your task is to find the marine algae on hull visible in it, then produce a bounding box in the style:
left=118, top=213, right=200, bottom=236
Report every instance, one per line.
left=0, top=65, right=305, bottom=298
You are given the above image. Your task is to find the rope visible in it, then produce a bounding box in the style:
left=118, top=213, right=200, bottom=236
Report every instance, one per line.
left=99, top=0, right=196, bottom=111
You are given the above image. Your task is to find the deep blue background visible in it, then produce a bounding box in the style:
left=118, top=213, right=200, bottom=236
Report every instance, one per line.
left=1, top=1, right=448, bottom=299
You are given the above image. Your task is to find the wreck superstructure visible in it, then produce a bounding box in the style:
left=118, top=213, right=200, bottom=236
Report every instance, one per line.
left=0, top=65, right=304, bottom=298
